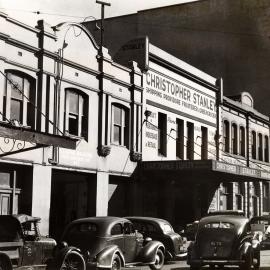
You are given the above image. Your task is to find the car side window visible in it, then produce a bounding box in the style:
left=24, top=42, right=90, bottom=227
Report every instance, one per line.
left=124, top=223, right=135, bottom=235
left=111, top=223, right=123, bottom=235
left=146, top=223, right=157, bottom=232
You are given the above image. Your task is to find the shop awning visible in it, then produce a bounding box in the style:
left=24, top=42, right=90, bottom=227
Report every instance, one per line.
left=139, top=159, right=270, bottom=182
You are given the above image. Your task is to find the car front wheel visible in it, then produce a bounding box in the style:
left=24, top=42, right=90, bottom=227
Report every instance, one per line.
left=111, top=254, right=121, bottom=270
left=150, top=249, right=165, bottom=270
left=0, top=257, right=11, bottom=270
left=61, top=251, right=85, bottom=270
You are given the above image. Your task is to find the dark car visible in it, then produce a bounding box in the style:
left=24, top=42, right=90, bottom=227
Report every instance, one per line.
left=0, top=214, right=56, bottom=270
left=56, top=216, right=165, bottom=270
left=187, top=214, right=260, bottom=270
left=126, top=216, right=187, bottom=260
left=250, top=215, right=270, bottom=249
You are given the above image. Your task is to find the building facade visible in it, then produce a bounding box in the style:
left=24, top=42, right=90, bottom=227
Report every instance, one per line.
left=1, top=10, right=270, bottom=237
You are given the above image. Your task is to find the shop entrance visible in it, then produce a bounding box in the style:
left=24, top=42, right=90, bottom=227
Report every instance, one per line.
left=49, top=170, right=96, bottom=240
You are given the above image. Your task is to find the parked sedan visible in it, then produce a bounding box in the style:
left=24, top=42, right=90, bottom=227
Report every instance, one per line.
left=126, top=216, right=187, bottom=260
left=187, top=214, right=260, bottom=270
left=55, top=216, right=165, bottom=270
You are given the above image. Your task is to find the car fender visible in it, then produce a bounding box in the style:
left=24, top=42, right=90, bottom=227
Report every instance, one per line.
left=0, top=252, right=12, bottom=270
left=138, top=241, right=165, bottom=264
left=96, top=245, right=125, bottom=268
left=54, top=245, right=84, bottom=269
left=239, top=241, right=252, bottom=259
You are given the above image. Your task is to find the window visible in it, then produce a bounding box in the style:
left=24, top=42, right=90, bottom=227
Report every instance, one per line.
left=65, top=89, right=88, bottom=139
left=265, top=136, right=269, bottom=162
left=263, top=183, right=270, bottom=212
left=201, top=126, right=208, bottom=160
left=3, top=71, right=35, bottom=127
left=232, top=123, right=238, bottom=155
left=223, top=120, right=230, bottom=152
left=158, top=112, right=167, bottom=156
left=186, top=122, right=194, bottom=160
left=124, top=223, right=135, bottom=234
left=111, top=104, right=129, bottom=147
left=258, top=133, right=263, bottom=161
left=176, top=118, right=184, bottom=159
left=252, top=131, right=257, bottom=159
left=235, top=183, right=244, bottom=211
left=239, top=126, right=245, bottom=157
left=111, top=223, right=123, bottom=235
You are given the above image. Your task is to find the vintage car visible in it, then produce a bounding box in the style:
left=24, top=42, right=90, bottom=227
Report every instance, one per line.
left=187, top=214, right=260, bottom=270
left=250, top=215, right=270, bottom=249
left=56, top=216, right=165, bottom=270
left=126, top=216, right=187, bottom=260
left=0, top=214, right=57, bottom=270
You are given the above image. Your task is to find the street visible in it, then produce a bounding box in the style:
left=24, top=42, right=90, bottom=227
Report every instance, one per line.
left=125, top=250, right=270, bottom=270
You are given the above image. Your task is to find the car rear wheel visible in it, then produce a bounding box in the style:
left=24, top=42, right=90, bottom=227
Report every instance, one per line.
left=150, top=249, right=165, bottom=270
left=111, top=254, right=121, bottom=270
left=0, top=257, right=11, bottom=270
left=240, top=251, right=252, bottom=270
left=61, top=251, right=85, bottom=270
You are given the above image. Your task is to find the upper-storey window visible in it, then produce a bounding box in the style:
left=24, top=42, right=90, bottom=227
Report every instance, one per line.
left=239, top=126, right=245, bottom=157
left=201, top=126, right=208, bottom=160
left=251, top=131, right=257, bottom=159
left=3, top=71, right=35, bottom=127
left=265, top=136, right=269, bottom=162
left=231, top=123, right=238, bottom=155
left=258, top=133, right=263, bottom=161
left=158, top=112, right=167, bottom=156
left=111, top=104, right=129, bottom=148
left=223, top=120, right=230, bottom=153
left=65, top=89, right=88, bottom=139
left=176, top=118, right=184, bottom=159
left=186, top=121, right=194, bottom=160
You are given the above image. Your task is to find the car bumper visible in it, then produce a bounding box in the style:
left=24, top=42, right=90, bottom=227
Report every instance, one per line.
left=188, top=259, right=245, bottom=266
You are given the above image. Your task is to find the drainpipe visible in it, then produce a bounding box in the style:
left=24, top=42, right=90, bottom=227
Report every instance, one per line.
left=215, top=78, right=223, bottom=161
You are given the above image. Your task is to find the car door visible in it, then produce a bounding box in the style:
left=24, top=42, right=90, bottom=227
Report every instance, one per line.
left=109, top=223, right=124, bottom=251
left=123, top=222, right=138, bottom=263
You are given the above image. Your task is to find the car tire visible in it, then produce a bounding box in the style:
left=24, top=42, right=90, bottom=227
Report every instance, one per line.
left=253, top=251, right=260, bottom=270
left=61, top=251, right=85, bottom=270
left=189, top=265, right=200, bottom=270
left=240, top=250, right=252, bottom=270
left=111, top=254, right=121, bottom=270
left=150, top=249, right=165, bottom=270
left=0, top=257, right=11, bottom=270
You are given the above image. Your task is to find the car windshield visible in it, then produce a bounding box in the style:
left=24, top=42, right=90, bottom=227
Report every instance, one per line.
left=204, top=222, right=234, bottom=229
left=161, top=223, right=174, bottom=233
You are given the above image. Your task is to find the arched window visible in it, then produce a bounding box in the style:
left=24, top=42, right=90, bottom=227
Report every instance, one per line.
left=239, top=126, right=245, bottom=157
left=251, top=131, right=257, bottom=159
left=231, top=123, right=238, bottom=155
left=111, top=103, right=129, bottom=148
left=64, top=89, right=88, bottom=139
left=265, top=136, right=269, bottom=162
left=258, top=133, right=263, bottom=161
left=3, top=71, right=35, bottom=127
left=223, top=120, right=230, bottom=153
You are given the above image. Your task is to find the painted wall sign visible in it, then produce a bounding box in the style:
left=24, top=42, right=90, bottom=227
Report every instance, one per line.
left=145, top=70, right=216, bottom=123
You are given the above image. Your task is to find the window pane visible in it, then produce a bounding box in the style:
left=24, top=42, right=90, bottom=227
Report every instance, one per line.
left=114, top=106, right=122, bottom=125
left=68, top=114, right=79, bottom=135
left=24, top=79, right=30, bottom=99
left=113, top=125, right=121, bottom=144
left=9, top=74, right=23, bottom=100
left=10, top=99, right=22, bottom=122
left=69, top=92, right=79, bottom=115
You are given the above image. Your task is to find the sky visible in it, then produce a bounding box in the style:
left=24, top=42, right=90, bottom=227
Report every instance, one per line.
left=0, top=0, right=197, bottom=27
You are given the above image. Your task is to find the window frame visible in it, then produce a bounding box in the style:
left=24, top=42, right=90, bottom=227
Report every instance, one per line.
left=64, top=88, right=88, bottom=140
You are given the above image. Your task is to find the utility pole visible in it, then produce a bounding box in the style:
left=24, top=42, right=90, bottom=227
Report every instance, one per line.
left=96, top=0, right=111, bottom=157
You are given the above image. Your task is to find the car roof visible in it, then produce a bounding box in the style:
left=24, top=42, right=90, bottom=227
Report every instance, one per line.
left=13, top=214, right=41, bottom=223
left=66, top=216, right=131, bottom=236
left=250, top=215, right=270, bottom=223
left=125, top=216, right=171, bottom=226
left=207, top=210, right=245, bottom=216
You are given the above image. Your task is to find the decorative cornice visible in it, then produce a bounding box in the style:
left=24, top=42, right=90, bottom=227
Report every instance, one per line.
left=97, top=145, right=111, bottom=157
left=130, top=151, right=142, bottom=162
